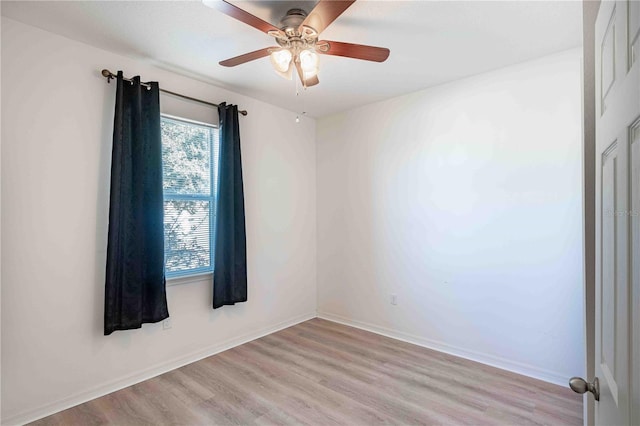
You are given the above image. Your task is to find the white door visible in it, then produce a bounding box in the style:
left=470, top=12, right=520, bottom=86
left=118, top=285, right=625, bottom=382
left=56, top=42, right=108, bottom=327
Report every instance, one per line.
left=590, top=0, right=640, bottom=424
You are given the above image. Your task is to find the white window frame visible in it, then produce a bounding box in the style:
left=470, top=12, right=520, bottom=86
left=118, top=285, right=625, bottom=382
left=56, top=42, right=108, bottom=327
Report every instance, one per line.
left=161, top=114, right=219, bottom=283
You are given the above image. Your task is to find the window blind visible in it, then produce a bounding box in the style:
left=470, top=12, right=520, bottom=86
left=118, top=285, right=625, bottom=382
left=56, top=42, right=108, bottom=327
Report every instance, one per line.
left=161, top=116, right=220, bottom=276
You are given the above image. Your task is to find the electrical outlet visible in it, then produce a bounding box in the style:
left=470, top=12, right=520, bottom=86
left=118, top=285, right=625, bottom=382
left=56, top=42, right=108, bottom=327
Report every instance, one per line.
left=162, top=318, right=172, bottom=330
left=390, top=294, right=398, bottom=305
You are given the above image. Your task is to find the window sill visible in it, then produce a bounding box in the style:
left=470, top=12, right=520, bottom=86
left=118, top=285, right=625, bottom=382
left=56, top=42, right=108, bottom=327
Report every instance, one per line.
left=167, top=271, right=213, bottom=287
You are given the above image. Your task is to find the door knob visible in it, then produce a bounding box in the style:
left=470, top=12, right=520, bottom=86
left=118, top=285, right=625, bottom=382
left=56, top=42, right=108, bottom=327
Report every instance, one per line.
left=569, top=376, right=600, bottom=401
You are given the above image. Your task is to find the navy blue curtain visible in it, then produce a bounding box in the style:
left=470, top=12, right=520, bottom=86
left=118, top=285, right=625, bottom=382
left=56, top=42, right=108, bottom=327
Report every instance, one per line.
left=104, top=71, right=169, bottom=335
left=213, top=103, right=247, bottom=309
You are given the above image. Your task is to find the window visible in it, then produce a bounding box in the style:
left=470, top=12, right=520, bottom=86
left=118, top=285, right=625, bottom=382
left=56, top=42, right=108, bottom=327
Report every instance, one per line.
left=161, top=115, right=220, bottom=278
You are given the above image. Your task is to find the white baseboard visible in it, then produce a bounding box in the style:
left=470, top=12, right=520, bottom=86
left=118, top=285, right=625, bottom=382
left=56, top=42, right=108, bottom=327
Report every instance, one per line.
left=2, top=312, right=316, bottom=426
left=317, top=311, right=569, bottom=387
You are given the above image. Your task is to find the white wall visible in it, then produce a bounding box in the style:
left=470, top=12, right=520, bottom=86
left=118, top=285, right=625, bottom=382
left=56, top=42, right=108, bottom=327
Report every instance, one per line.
left=1, top=18, right=316, bottom=424
left=316, top=49, right=584, bottom=385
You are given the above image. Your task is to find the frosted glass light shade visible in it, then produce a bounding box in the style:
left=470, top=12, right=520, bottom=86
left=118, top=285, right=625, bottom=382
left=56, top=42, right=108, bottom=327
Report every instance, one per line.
left=270, top=49, right=293, bottom=73
left=299, top=49, right=319, bottom=77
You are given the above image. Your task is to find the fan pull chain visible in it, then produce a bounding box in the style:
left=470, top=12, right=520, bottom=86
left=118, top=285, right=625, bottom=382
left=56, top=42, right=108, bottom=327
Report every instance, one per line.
left=295, top=77, right=307, bottom=124
left=295, top=77, right=300, bottom=122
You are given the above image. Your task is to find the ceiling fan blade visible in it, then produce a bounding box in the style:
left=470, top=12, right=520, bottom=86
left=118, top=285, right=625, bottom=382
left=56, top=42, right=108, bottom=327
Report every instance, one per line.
left=317, top=40, right=390, bottom=62
left=299, top=0, right=355, bottom=35
left=219, top=47, right=275, bottom=67
left=306, top=75, right=319, bottom=87
left=203, top=0, right=282, bottom=35
left=293, top=60, right=319, bottom=88
left=294, top=60, right=306, bottom=86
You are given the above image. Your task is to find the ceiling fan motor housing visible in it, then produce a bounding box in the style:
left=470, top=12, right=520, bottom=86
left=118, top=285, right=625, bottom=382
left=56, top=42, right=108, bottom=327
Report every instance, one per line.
left=276, top=9, right=318, bottom=53
left=275, top=8, right=320, bottom=52
left=280, top=9, right=308, bottom=31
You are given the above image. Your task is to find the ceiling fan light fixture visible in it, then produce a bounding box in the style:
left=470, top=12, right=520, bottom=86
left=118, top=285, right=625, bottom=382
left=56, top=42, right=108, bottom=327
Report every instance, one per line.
left=270, top=48, right=293, bottom=73
left=213, top=0, right=389, bottom=89
left=299, top=49, right=319, bottom=77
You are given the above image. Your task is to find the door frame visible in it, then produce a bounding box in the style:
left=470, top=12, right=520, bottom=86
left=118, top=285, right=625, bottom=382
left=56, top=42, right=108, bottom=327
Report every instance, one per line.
left=582, top=2, right=599, bottom=425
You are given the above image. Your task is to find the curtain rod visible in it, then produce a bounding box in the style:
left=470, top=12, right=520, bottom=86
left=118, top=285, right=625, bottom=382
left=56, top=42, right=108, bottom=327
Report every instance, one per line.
left=101, top=69, right=248, bottom=116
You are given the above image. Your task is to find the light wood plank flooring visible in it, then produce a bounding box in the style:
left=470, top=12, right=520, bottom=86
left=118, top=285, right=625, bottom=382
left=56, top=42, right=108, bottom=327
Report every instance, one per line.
left=31, top=318, right=582, bottom=425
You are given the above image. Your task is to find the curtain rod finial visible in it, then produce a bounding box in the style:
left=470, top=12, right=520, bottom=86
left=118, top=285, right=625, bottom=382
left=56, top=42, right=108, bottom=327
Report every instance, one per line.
left=102, top=69, right=115, bottom=83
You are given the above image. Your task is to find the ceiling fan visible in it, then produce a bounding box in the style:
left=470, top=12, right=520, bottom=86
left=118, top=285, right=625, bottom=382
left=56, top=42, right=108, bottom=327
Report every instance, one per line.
left=203, top=0, right=390, bottom=88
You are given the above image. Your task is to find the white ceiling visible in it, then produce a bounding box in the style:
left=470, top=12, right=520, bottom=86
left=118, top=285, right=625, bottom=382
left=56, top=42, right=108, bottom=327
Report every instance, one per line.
left=1, top=0, right=582, bottom=117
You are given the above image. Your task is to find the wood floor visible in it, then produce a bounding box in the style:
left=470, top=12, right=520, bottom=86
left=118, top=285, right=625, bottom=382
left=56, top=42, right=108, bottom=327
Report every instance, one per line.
left=31, top=318, right=582, bottom=425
